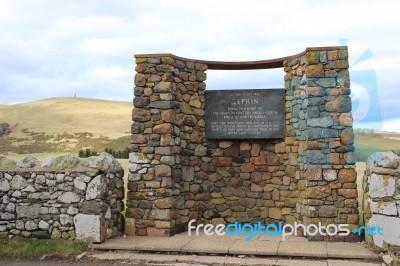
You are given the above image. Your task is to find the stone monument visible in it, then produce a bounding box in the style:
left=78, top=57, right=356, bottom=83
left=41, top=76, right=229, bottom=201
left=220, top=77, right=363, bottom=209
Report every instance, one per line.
left=127, top=46, right=358, bottom=241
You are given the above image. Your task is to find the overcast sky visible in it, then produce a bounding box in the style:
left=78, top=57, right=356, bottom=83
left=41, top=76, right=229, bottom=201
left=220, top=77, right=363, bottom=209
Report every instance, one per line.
left=0, top=0, right=399, bottom=131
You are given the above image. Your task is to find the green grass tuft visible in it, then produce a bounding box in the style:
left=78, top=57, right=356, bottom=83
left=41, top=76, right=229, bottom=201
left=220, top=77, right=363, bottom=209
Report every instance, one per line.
left=0, top=237, right=85, bottom=259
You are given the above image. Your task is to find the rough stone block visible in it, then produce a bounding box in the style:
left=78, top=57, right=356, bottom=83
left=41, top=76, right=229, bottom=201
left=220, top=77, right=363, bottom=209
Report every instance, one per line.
left=307, top=117, right=333, bottom=128
left=340, top=127, right=354, bottom=145
left=370, top=201, right=398, bottom=216
left=316, top=78, right=336, bottom=87
left=325, top=95, right=352, bottom=113
left=339, top=113, right=353, bottom=126
left=338, top=188, right=358, bottom=199
left=325, top=60, right=349, bottom=69
left=132, top=108, right=151, bottom=122
left=16, top=204, right=40, bottom=219
left=129, top=153, right=150, bottom=164
left=131, top=134, right=147, bottom=144
left=161, top=109, right=175, bottom=123
left=306, top=150, right=326, bottom=164
left=304, top=168, right=322, bottom=181
left=10, top=175, right=28, bottom=191
left=154, top=165, right=171, bottom=177
left=212, top=157, right=232, bottom=167
left=154, top=82, right=173, bottom=93
left=367, top=152, right=400, bottom=169
left=0, top=179, right=10, bottom=192
left=338, top=168, right=357, bottom=183
left=305, top=64, right=324, bottom=77
left=154, top=197, right=174, bottom=209
left=146, top=227, right=172, bottom=237
left=74, top=214, right=105, bottom=243
left=153, top=123, right=173, bottom=134
left=318, top=205, right=337, bottom=217
left=369, top=173, right=396, bottom=198
left=124, top=218, right=136, bottom=236
left=80, top=201, right=110, bottom=215
left=368, top=214, right=400, bottom=248
left=135, top=73, right=146, bottom=86
left=85, top=175, right=107, bottom=200
left=148, top=100, right=175, bottom=109
left=133, top=97, right=150, bottom=108
left=149, top=209, right=173, bottom=220
left=182, top=166, right=194, bottom=181
left=269, top=208, right=282, bottom=220
left=305, top=186, right=331, bottom=199
left=323, top=169, right=337, bottom=181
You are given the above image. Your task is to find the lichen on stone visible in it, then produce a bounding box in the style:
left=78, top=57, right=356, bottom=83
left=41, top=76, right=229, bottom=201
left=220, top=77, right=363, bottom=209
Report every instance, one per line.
left=17, top=154, right=38, bottom=168
left=55, top=154, right=80, bottom=171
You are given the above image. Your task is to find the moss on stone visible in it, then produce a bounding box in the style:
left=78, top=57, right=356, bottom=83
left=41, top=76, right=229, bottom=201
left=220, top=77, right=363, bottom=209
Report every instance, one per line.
left=0, top=159, right=17, bottom=169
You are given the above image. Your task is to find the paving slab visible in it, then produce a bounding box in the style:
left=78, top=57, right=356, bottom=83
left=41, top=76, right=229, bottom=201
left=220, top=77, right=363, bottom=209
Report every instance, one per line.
left=88, top=251, right=134, bottom=261
left=181, top=237, right=236, bottom=254
left=177, top=254, right=227, bottom=265
left=278, top=241, right=327, bottom=258
left=258, top=234, right=308, bottom=242
left=129, top=253, right=180, bottom=264
left=276, top=258, right=328, bottom=266
left=134, top=236, right=193, bottom=252
left=91, top=236, right=139, bottom=250
left=225, top=256, right=277, bottom=266
left=326, top=242, right=379, bottom=259
left=229, top=239, right=279, bottom=255
left=327, top=260, right=381, bottom=266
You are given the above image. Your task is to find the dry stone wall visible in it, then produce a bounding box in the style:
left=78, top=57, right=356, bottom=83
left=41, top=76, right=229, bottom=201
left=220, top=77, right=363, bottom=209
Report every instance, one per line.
left=0, top=153, right=124, bottom=243
left=363, top=152, right=400, bottom=253
left=128, top=46, right=359, bottom=241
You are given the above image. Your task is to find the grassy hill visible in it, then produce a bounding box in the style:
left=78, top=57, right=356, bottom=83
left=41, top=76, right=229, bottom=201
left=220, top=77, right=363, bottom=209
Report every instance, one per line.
left=0, top=97, right=132, bottom=154
left=0, top=97, right=132, bottom=138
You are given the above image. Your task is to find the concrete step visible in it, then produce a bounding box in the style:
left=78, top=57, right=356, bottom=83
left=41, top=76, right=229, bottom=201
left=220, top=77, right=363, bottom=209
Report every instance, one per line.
left=91, top=233, right=380, bottom=261
left=88, top=251, right=382, bottom=266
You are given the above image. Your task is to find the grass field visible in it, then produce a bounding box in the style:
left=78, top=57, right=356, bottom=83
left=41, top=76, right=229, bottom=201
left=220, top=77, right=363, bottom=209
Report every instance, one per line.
left=354, top=134, right=400, bottom=161
left=0, top=237, right=85, bottom=259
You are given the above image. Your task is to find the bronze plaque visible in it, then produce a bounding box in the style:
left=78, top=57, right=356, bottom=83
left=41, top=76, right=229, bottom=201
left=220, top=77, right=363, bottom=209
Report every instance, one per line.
left=205, top=89, right=285, bottom=139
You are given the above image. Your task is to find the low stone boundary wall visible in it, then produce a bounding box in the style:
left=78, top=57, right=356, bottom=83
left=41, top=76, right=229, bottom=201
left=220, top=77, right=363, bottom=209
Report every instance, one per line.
left=363, top=152, right=400, bottom=255
left=0, top=153, right=124, bottom=243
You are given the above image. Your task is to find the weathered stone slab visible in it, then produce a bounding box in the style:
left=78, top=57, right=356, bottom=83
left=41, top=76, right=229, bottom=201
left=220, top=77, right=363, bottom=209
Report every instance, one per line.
left=367, top=151, right=400, bottom=169
left=16, top=204, right=40, bottom=219
left=369, top=173, right=396, bottom=198
left=74, top=214, right=105, bottom=243
left=86, top=175, right=107, bottom=200
left=129, top=153, right=150, bottom=164
left=58, top=191, right=81, bottom=203
left=369, top=200, right=398, bottom=216
left=368, top=214, right=400, bottom=248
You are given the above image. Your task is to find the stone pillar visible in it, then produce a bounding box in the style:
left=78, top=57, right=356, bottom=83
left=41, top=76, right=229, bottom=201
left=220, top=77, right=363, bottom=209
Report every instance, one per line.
left=284, top=47, right=359, bottom=240
left=128, top=55, right=207, bottom=236
left=363, top=152, right=400, bottom=253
